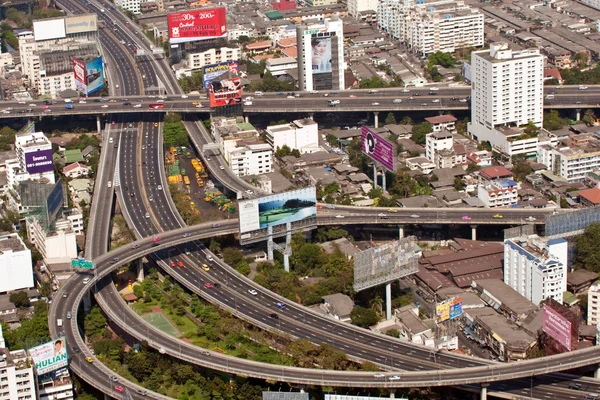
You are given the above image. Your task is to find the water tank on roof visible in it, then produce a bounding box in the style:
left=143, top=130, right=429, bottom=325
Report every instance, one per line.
left=427, top=6, right=436, bottom=11
left=443, top=13, right=452, bottom=18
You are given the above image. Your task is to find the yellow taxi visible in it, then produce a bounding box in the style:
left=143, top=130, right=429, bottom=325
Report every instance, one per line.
left=493, top=214, right=503, bottom=219
left=153, top=122, right=159, bottom=127
left=202, top=264, right=210, bottom=271
left=85, top=357, right=93, bottom=363
left=387, top=208, right=398, bottom=213
left=192, top=101, right=200, bottom=106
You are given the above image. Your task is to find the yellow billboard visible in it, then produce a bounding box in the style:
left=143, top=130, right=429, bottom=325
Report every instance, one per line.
left=436, top=303, right=450, bottom=324
left=65, top=15, right=98, bottom=34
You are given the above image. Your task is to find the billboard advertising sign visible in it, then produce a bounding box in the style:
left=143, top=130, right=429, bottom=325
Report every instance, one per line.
left=543, top=305, right=572, bottom=351
left=85, top=56, right=104, bottom=95
left=238, top=188, right=317, bottom=234
left=33, top=19, right=66, bottom=41
left=168, top=8, right=227, bottom=44
left=436, top=303, right=450, bottom=324
left=449, top=297, right=463, bottom=320
left=208, top=77, right=242, bottom=107
left=73, top=57, right=87, bottom=94
left=46, top=182, right=64, bottom=224
left=65, top=14, right=98, bottom=34
left=361, top=126, right=396, bottom=171
left=29, top=338, right=68, bottom=375
left=353, top=237, right=419, bottom=292
left=25, top=149, right=54, bottom=174
left=202, top=61, right=239, bottom=90
left=311, top=37, right=332, bottom=74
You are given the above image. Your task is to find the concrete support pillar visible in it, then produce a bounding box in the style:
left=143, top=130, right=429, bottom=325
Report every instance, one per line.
left=480, top=383, right=489, bottom=400
left=283, top=223, right=292, bottom=273
left=136, top=258, right=144, bottom=282
left=576, top=108, right=582, bottom=121
left=382, top=170, right=386, bottom=194
left=386, top=282, right=392, bottom=320
left=471, top=225, right=477, bottom=241
left=373, top=165, right=377, bottom=190
left=399, top=225, right=404, bottom=239
left=244, top=115, right=249, bottom=124
left=595, top=364, right=600, bottom=379
left=83, top=291, right=92, bottom=313
left=374, top=111, right=379, bottom=128
left=389, top=389, right=396, bottom=399
left=267, top=225, right=274, bottom=261
left=96, top=115, right=102, bottom=134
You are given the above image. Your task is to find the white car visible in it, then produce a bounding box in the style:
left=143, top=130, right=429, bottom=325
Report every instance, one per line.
left=372, top=102, right=380, bottom=106
left=431, top=99, right=440, bottom=103
left=373, top=373, right=385, bottom=378
left=526, top=216, right=536, bottom=221
left=393, top=99, right=402, bottom=103
left=133, top=104, right=142, bottom=108
left=459, top=98, right=468, bottom=103
left=181, top=95, right=189, bottom=99
left=79, top=100, right=87, bottom=104
left=335, top=215, right=345, bottom=219
left=17, top=101, right=25, bottom=104
left=389, top=376, right=401, bottom=381
left=101, top=105, right=109, bottom=108
left=157, top=185, right=162, bottom=191
left=248, top=289, right=258, bottom=295
left=196, top=104, right=204, bottom=108
left=401, top=89, right=410, bottom=93
left=219, top=166, right=225, bottom=170
left=310, top=90, right=319, bottom=94
left=28, top=103, right=36, bottom=106
left=287, top=95, right=295, bottom=99
left=410, top=214, right=420, bottom=218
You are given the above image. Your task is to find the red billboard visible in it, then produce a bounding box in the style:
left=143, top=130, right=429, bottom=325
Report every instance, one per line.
left=168, top=8, right=227, bottom=44
left=208, top=77, right=242, bottom=107
left=542, top=305, right=572, bottom=351
left=73, top=57, right=86, bottom=94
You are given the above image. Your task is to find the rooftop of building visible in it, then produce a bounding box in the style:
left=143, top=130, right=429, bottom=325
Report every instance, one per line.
left=428, top=130, right=453, bottom=140
left=473, top=278, right=538, bottom=317
left=397, top=308, right=430, bottom=334
left=579, top=187, right=600, bottom=205
left=568, top=269, right=599, bottom=287
left=322, top=293, right=354, bottom=318
left=266, top=56, right=297, bottom=66
left=0, top=233, right=26, bottom=252
left=477, top=312, right=536, bottom=350
left=319, top=237, right=358, bottom=257
left=425, top=115, right=457, bottom=124
left=479, top=165, right=513, bottom=180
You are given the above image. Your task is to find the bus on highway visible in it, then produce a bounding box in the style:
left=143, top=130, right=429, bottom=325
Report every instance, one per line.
left=149, top=103, right=164, bottom=109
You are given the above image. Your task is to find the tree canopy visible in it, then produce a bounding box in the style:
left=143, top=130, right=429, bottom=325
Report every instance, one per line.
left=162, top=113, right=189, bottom=148
left=575, top=223, right=600, bottom=272
left=350, top=307, right=379, bottom=328
left=411, top=122, right=433, bottom=145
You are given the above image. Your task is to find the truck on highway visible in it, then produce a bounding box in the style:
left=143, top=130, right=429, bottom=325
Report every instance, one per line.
left=183, top=176, right=190, bottom=185
left=328, top=99, right=340, bottom=107
left=57, top=319, right=63, bottom=327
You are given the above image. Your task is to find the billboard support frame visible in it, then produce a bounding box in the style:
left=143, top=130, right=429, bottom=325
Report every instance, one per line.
left=267, top=222, right=293, bottom=272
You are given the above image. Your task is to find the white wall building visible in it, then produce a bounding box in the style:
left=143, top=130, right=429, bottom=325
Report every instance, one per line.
left=38, top=71, right=75, bottom=98
left=469, top=44, right=545, bottom=156
left=116, top=0, right=141, bottom=14
left=425, top=130, right=453, bottom=162
left=27, top=216, right=77, bottom=264
left=265, top=118, right=319, bottom=153
left=187, top=47, right=240, bottom=70
left=348, top=0, right=378, bottom=17
left=504, top=235, right=567, bottom=305
left=538, top=145, right=600, bottom=183
left=8, top=131, right=55, bottom=189
left=297, top=18, right=345, bottom=92
left=581, top=0, right=600, bottom=11
left=378, top=0, right=483, bottom=56
left=589, top=282, right=600, bottom=325
left=0, top=233, right=33, bottom=294
left=265, top=57, right=298, bottom=76
left=0, top=342, right=36, bottom=400
left=228, top=144, right=273, bottom=177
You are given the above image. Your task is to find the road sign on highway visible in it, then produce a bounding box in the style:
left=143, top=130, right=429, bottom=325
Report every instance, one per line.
left=71, top=258, right=93, bottom=269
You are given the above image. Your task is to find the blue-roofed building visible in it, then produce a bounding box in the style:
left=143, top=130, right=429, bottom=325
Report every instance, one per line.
left=477, top=169, right=520, bottom=208
left=504, top=235, right=567, bottom=305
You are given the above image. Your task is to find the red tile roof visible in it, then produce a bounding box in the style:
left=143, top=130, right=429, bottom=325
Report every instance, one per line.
left=425, top=115, right=457, bottom=124
left=246, top=41, right=272, bottom=50
left=479, top=165, right=513, bottom=180
left=63, top=162, right=88, bottom=173
left=579, top=187, right=600, bottom=205
left=544, top=68, right=562, bottom=82
left=282, top=46, right=297, bottom=58
left=277, top=37, right=297, bottom=47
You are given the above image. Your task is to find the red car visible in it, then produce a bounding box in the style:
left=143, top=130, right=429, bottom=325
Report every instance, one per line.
left=204, top=282, right=213, bottom=289
left=169, top=261, right=175, bottom=267
left=152, top=237, right=161, bottom=243
left=115, top=385, right=124, bottom=393
left=177, top=261, right=184, bottom=268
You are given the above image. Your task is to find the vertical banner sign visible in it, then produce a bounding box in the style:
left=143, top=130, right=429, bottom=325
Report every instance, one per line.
left=73, top=57, right=87, bottom=94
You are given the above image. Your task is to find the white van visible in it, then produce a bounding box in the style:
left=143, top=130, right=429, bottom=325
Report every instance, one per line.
left=64, top=99, right=72, bottom=103
left=57, top=319, right=63, bottom=327
left=254, top=91, right=264, bottom=97
left=545, top=94, right=555, bottom=100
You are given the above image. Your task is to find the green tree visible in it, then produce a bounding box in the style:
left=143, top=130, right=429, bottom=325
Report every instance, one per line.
left=522, top=121, right=539, bottom=138
left=222, top=247, right=244, bottom=267
left=466, top=163, right=481, bottom=173
left=385, top=112, right=396, bottom=125
left=512, top=160, right=532, bottom=182
left=427, top=51, right=456, bottom=68
left=84, top=306, right=107, bottom=338
left=3, top=302, right=49, bottom=350
left=358, top=77, right=388, bottom=89
left=385, top=329, right=401, bottom=338
left=162, top=113, right=189, bottom=148
left=575, top=223, right=600, bottom=272
left=399, top=116, right=413, bottom=125
left=411, top=122, right=433, bottom=145
left=453, top=176, right=466, bottom=191
left=39, top=281, right=52, bottom=298
left=133, top=284, right=144, bottom=299
left=9, top=291, right=30, bottom=308
left=314, top=226, right=348, bottom=242
left=543, top=110, right=567, bottom=131
left=583, top=109, right=597, bottom=126
left=350, top=307, right=378, bottom=328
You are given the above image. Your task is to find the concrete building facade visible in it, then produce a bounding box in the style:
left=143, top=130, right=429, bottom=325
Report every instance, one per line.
left=0, top=233, right=33, bottom=294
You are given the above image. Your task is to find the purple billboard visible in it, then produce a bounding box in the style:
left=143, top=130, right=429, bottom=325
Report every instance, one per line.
left=543, top=305, right=572, bottom=351
left=25, top=149, right=54, bottom=174
left=361, top=126, right=395, bottom=171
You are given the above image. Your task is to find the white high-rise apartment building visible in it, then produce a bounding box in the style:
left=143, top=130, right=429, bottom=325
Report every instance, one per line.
left=187, top=47, right=240, bottom=70
left=504, top=235, right=567, bottom=306
left=469, top=44, right=545, bottom=150
left=588, top=282, right=600, bottom=325
left=7, top=131, right=56, bottom=189
left=348, top=0, right=378, bottom=17
left=581, top=0, right=600, bottom=11
left=228, top=144, right=273, bottom=177
left=0, top=343, right=36, bottom=400
left=377, top=0, right=483, bottom=56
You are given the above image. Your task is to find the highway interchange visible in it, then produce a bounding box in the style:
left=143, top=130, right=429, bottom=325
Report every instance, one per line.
left=40, top=1, right=600, bottom=399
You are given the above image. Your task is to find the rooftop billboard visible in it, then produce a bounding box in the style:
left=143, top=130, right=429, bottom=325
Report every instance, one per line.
left=207, top=77, right=242, bottom=107
left=168, top=8, right=227, bottom=44
left=33, top=19, right=66, bottom=41
left=543, top=304, right=572, bottom=351
left=202, top=61, right=239, bottom=90
left=361, top=126, right=396, bottom=172
left=29, top=337, right=68, bottom=375
left=73, top=57, right=86, bottom=94
left=46, top=182, right=64, bottom=225
left=85, top=56, right=104, bottom=95
left=25, top=149, right=54, bottom=174
left=436, top=303, right=450, bottom=324
left=449, top=297, right=463, bottom=319
left=65, top=14, right=98, bottom=34
left=238, top=188, right=317, bottom=234
left=311, top=37, right=332, bottom=75
left=353, top=237, right=419, bottom=292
